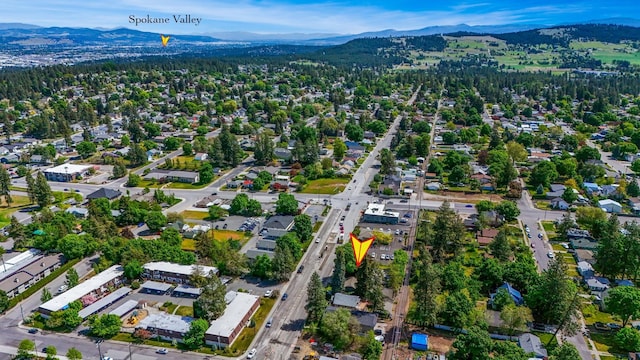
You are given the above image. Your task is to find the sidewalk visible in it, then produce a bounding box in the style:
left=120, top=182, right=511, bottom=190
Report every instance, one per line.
left=0, top=344, right=70, bottom=360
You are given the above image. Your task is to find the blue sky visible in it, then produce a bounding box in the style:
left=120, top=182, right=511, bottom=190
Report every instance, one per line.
left=1, top=0, right=638, bottom=34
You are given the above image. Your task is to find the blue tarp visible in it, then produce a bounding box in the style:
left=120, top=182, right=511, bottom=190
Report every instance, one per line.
left=411, top=333, right=428, bottom=351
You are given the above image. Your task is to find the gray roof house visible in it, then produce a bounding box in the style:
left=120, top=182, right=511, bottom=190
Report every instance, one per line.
left=332, top=293, right=361, bottom=309
left=518, top=333, right=547, bottom=358
left=262, top=215, right=295, bottom=231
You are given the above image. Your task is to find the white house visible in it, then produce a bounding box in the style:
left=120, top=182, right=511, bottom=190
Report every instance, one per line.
left=598, top=199, right=622, bottom=214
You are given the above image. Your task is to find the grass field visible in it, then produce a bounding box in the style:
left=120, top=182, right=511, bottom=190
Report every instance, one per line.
left=299, top=178, right=350, bottom=194
left=181, top=230, right=248, bottom=250
left=165, top=181, right=211, bottom=190
left=0, top=195, right=31, bottom=228
left=175, top=306, right=193, bottom=317
left=180, top=210, right=210, bottom=221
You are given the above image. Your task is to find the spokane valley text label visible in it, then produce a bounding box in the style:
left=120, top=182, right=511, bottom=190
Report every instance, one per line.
left=129, top=15, right=202, bottom=26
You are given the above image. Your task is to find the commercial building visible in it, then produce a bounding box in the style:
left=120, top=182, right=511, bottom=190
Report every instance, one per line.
left=44, top=164, right=93, bottom=182
left=0, top=253, right=63, bottom=299
left=38, top=265, right=124, bottom=317
left=142, top=262, right=218, bottom=285
left=205, top=291, right=260, bottom=348
left=143, top=170, right=200, bottom=184
left=361, top=204, right=399, bottom=224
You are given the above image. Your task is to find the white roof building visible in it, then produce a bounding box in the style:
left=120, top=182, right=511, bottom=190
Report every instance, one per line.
left=44, top=164, right=92, bottom=175
left=39, top=265, right=123, bottom=315
left=143, top=262, right=218, bottom=278
left=205, top=291, right=260, bottom=347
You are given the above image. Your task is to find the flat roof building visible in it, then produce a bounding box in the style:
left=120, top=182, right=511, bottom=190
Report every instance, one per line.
left=137, top=314, right=194, bottom=342
left=78, top=287, right=131, bottom=319
left=205, top=291, right=260, bottom=348
left=38, top=265, right=124, bottom=317
left=362, top=204, right=399, bottom=224
left=110, top=300, right=139, bottom=318
left=143, top=262, right=218, bottom=285
left=44, top=164, right=93, bottom=182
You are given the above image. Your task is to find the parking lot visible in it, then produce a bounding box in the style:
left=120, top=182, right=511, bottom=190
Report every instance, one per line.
left=357, top=208, right=416, bottom=264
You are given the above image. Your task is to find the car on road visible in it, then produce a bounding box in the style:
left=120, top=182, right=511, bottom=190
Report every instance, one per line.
left=28, top=328, right=38, bottom=334
left=211, top=192, right=218, bottom=195
left=527, top=233, right=531, bottom=238
left=102, top=357, right=113, bottom=360
left=400, top=199, right=408, bottom=203
left=315, top=238, right=320, bottom=243
left=266, top=318, right=273, bottom=328
left=247, top=348, right=257, bottom=359
left=340, top=215, right=346, bottom=221
left=538, top=233, right=543, bottom=239
left=547, top=251, right=555, bottom=259
left=281, top=293, right=288, bottom=301
left=264, top=290, right=273, bottom=298
left=297, top=265, right=304, bottom=274
left=531, top=243, right=535, bottom=248
left=465, top=204, right=473, bottom=208
left=156, top=348, right=168, bottom=354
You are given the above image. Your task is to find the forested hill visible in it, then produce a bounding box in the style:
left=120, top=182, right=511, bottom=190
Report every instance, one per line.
left=488, top=24, right=640, bottom=46
left=303, top=35, right=447, bottom=68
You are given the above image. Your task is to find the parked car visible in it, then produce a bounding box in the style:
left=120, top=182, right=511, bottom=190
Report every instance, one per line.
left=264, top=290, right=273, bottom=298
left=594, top=322, right=611, bottom=331
left=247, top=348, right=257, bottom=359
left=547, top=251, right=555, bottom=259
left=28, top=328, right=38, bottom=334
left=156, top=348, right=168, bottom=354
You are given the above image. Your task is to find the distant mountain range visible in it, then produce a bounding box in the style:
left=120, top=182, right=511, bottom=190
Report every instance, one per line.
left=0, top=17, right=638, bottom=47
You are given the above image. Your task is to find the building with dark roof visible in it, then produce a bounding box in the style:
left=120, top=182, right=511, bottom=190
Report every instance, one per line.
left=86, top=188, right=122, bottom=200
left=0, top=254, right=63, bottom=298
left=262, top=215, right=295, bottom=231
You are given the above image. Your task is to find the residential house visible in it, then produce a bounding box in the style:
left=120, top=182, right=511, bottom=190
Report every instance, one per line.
left=518, top=333, right=547, bottom=358
left=599, top=199, right=622, bottom=214
left=65, top=206, right=89, bottom=218
left=425, top=182, right=442, bottom=191
left=567, top=228, right=591, bottom=239
left=577, top=261, right=594, bottom=278
left=476, top=228, right=499, bottom=248
left=601, top=184, right=620, bottom=198
left=262, top=215, right=295, bottom=232
left=586, top=277, right=610, bottom=292
left=274, top=148, right=292, bottom=161
left=332, top=293, right=361, bottom=309
left=570, top=237, right=598, bottom=250
left=378, top=175, right=401, bottom=196
left=194, top=153, right=208, bottom=161
left=489, top=282, right=524, bottom=307
left=550, top=198, right=570, bottom=210
left=575, top=249, right=595, bottom=265
left=583, top=182, right=602, bottom=196
left=546, top=184, right=566, bottom=199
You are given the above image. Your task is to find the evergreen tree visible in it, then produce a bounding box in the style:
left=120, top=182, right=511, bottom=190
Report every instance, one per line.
left=271, top=243, right=295, bottom=282
left=331, top=249, right=346, bottom=293
left=0, top=166, right=11, bottom=205
left=112, top=162, right=127, bottom=179
left=430, top=201, right=465, bottom=262
left=489, top=230, right=512, bottom=262
left=26, top=172, right=36, bottom=204
left=410, top=248, right=441, bottom=327
left=306, top=272, right=328, bottom=323
left=254, top=132, right=274, bottom=165
left=355, top=259, right=385, bottom=312
left=34, top=172, right=52, bottom=208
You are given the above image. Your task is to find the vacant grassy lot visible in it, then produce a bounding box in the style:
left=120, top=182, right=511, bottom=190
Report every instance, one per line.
left=181, top=230, right=248, bottom=250
left=299, top=178, right=350, bottom=194
left=180, top=210, right=210, bottom=221
left=0, top=195, right=31, bottom=228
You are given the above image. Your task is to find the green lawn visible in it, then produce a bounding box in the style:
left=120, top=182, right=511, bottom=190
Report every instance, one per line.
left=182, top=230, right=249, bottom=250
left=299, top=178, right=350, bottom=194
left=590, top=333, right=616, bottom=352
left=175, top=306, right=193, bottom=317
left=165, top=181, right=211, bottom=190
left=541, top=221, right=556, bottom=233
left=313, top=221, right=323, bottom=232
left=583, top=304, right=618, bottom=326
left=0, top=195, right=31, bottom=228
left=228, top=298, right=276, bottom=354
left=180, top=210, right=210, bottom=221
left=532, top=331, right=558, bottom=352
